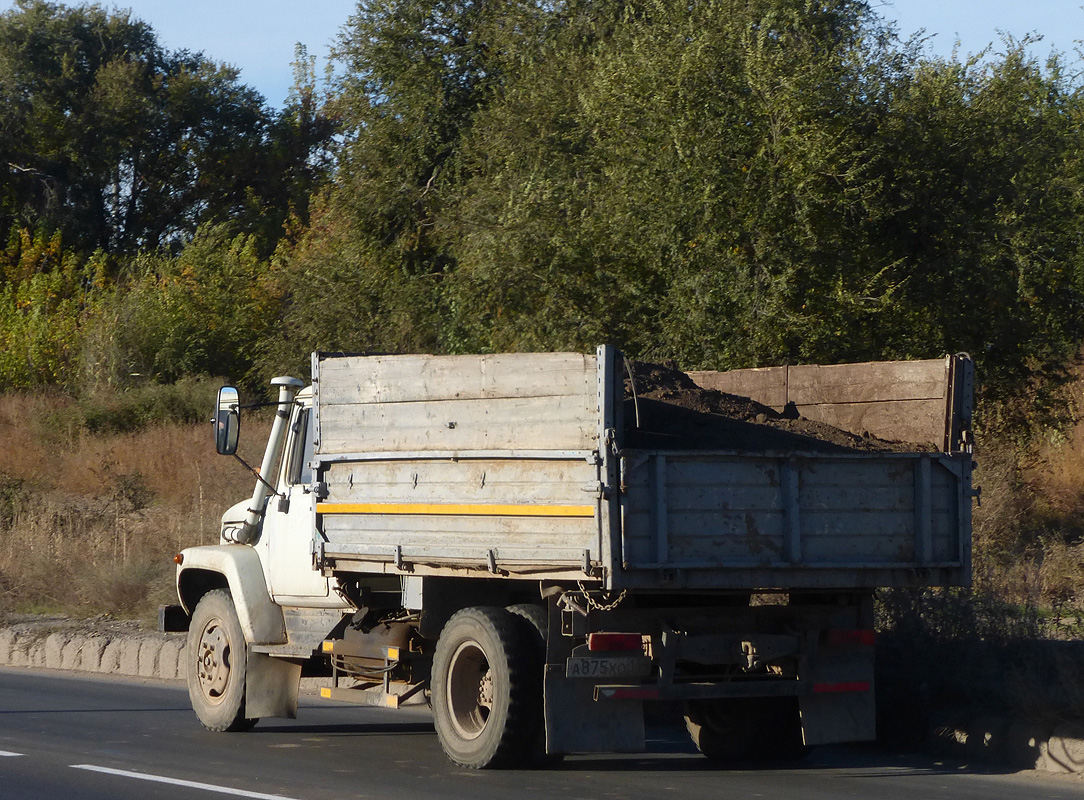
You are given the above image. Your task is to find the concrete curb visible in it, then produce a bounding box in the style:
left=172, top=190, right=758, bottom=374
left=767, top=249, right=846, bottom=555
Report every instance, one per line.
left=0, top=621, right=366, bottom=696
left=0, top=626, right=188, bottom=681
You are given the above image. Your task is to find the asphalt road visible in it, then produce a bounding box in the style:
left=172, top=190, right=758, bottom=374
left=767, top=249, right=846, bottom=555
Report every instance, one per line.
left=1, top=667, right=1082, bottom=800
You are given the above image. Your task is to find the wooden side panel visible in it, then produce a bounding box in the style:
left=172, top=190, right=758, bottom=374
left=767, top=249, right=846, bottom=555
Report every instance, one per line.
left=787, top=360, right=948, bottom=405
left=796, top=400, right=944, bottom=447
left=689, top=359, right=950, bottom=448
left=688, top=367, right=788, bottom=409
left=319, top=457, right=600, bottom=568
left=318, top=394, right=597, bottom=453
left=322, top=516, right=597, bottom=565
left=323, top=459, right=595, bottom=506
left=315, top=352, right=598, bottom=454
left=317, top=352, right=595, bottom=404
left=797, top=459, right=958, bottom=564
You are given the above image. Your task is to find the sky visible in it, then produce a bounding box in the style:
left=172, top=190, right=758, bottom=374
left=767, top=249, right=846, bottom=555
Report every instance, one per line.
left=0, top=1, right=1082, bottom=108
left=884, top=0, right=1083, bottom=64
left=0, top=0, right=358, bottom=108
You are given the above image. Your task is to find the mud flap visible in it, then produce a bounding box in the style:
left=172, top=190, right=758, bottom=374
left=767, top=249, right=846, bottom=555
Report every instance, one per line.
left=800, top=689, right=875, bottom=746
left=245, top=648, right=301, bottom=719
left=799, top=647, right=876, bottom=746
left=544, top=668, right=645, bottom=754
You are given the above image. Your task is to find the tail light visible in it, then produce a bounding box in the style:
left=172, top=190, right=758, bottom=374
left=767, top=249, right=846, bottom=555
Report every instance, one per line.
left=826, top=629, right=876, bottom=646
left=587, top=632, right=644, bottom=651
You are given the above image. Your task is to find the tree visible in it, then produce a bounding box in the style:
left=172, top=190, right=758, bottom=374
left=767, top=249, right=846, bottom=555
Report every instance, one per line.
left=865, top=49, right=1084, bottom=411
left=0, top=1, right=331, bottom=255
left=263, top=0, right=545, bottom=367
left=445, top=0, right=909, bottom=362
left=271, top=0, right=1084, bottom=429
left=93, top=224, right=276, bottom=386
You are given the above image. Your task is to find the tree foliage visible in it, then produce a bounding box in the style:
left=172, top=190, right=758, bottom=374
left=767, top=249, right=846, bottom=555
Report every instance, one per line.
left=2, top=0, right=1084, bottom=433
left=268, top=0, right=1084, bottom=427
left=91, top=224, right=279, bottom=386
left=0, top=228, right=104, bottom=387
left=0, top=1, right=333, bottom=392
left=0, top=0, right=331, bottom=255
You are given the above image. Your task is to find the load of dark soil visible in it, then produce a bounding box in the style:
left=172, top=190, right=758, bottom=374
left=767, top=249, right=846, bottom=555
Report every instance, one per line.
left=622, top=360, right=932, bottom=453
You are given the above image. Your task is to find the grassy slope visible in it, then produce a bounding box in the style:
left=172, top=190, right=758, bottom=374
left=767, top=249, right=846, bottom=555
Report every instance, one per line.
left=0, top=391, right=267, bottom=625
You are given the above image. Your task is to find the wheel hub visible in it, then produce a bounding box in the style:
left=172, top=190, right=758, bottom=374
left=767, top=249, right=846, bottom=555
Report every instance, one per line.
left=196, top=621, right=231, bottom=700
left=446, top=641, right=492, bottom=740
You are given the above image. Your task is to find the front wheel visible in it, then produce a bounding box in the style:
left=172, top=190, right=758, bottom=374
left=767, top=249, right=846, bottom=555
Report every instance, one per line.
left=186, top=589, right=257, bottom=732
left=431, top=606, right=535, bottom=768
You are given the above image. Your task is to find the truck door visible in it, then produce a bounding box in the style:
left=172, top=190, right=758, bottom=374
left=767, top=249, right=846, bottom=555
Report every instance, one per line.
left=265, top=404, right=331, bottom=601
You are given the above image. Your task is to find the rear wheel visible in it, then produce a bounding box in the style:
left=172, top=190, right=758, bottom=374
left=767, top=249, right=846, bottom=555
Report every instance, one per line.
left=685, top=698, right=807, bottom=762
left=432, top=606, right=534, bottom=768
left=507, top=603, right=563, bottom=766
left=187, top=589, right=257, bottom=732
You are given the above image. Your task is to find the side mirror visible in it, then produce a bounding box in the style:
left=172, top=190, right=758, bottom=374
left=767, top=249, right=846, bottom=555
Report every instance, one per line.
left=213, top=386, right=240, bottom=456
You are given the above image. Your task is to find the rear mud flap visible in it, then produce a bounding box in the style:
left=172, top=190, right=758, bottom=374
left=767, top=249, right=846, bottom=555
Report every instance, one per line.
left=544, top=667, right=645, bottom=754
left=800, top=689, right=875, bottom=746
left=799, top=646, right=876, bottom=746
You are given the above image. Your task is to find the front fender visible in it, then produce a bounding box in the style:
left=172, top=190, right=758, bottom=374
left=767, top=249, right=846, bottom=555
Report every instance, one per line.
left=176, top=544, right=286, bottom=645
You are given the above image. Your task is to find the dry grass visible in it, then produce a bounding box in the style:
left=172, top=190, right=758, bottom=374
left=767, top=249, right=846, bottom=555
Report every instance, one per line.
left=0, top=390, right=269, bottom=622
left=969, top=411, right=1084, bottom=617
left=877, top=394, right=1084, bottom=740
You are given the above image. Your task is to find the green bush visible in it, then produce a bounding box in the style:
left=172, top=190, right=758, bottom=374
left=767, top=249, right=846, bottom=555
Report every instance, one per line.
left=0, top=229, right=110, bottom=390
left=75, top=376, right=219, bottom=434
left=84, top=223, right=277, bottom=389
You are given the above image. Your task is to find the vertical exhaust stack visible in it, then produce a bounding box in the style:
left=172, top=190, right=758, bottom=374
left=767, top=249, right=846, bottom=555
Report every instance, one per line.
left=230, top=376, right=304, bottom=545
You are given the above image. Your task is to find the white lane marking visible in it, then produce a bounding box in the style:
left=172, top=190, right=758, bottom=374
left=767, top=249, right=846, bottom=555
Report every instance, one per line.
left=70, top=765, right=303, bottom=800
left=0, top=750, right=24, bottom=757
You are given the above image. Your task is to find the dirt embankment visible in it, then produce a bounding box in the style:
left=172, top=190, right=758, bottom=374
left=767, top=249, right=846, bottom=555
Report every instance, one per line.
left=623, top=360, right=933, bottom=453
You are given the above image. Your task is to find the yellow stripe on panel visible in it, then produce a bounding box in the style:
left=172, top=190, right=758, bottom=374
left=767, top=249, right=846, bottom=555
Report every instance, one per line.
left=316, top=502, right=594, bottom=518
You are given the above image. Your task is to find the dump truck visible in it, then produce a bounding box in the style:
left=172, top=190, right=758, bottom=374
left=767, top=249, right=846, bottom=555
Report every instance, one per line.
left=171, top=346, right=975, bottom=768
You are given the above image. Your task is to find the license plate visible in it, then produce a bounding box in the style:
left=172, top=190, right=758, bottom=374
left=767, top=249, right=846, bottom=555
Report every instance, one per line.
left=565, top=656, right=653, bottom=679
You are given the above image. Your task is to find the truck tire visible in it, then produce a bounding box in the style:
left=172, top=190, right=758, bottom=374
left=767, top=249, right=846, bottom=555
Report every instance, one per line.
left=507, top=604, right=563, bottom=766
left=432, top=606, right=534, bottom=768
left=685, top=699, right=753, bottom=761
left=187, top=589, right=258, bottom=732
left=684, top=698, right=807, bottom=762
